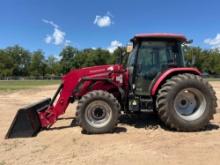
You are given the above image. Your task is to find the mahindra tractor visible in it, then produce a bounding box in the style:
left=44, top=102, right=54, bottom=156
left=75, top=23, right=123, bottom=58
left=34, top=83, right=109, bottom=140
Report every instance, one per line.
left=6, top=33, right=217, bottom=138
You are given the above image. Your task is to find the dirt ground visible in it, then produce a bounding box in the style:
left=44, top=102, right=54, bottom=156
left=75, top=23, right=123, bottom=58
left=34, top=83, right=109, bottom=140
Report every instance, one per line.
left=0, top=82, right=220, bottom=165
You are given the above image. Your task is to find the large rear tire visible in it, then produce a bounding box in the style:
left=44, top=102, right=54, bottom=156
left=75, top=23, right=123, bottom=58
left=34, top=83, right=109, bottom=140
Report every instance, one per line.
left=76, top=90, right=120, bottom=134
left=156, top=73, right=217, bottom=131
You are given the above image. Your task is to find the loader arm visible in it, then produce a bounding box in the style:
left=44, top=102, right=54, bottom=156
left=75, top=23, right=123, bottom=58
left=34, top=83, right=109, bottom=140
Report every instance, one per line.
left=6, top=64, right=126, bottom=138
left=38, top=65, right=120, bottom=128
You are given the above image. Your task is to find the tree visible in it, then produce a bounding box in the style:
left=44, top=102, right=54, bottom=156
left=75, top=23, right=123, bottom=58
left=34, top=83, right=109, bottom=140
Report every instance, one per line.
left=4, top=45, right=31, bottom=76
left=29, top=50, right=47, bottom=77
left=80, top=48, right=112, bottom=67
left=46, top=56, right=61, bottom=76
left=112, top=47, right=127, bottom=65
left=0, top=49, right=14, bottom=78
left=60, top=46, right=78, bottom=73
left=74, top=48, right=112, bottom=68
left=185, top=46, right=220, bottom=74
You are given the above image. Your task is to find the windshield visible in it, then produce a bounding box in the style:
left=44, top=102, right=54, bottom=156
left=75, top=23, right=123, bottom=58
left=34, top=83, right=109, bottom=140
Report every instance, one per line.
left=137, top=41, right=180, bottom=71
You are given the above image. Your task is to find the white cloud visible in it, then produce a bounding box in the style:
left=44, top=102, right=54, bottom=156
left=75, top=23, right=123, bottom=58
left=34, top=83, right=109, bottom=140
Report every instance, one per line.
left=204, top=33, right=220, bottom=49
left=42, top=19, right=59, bottom=28
left=45, top=35, right=52, bottom=44
left=107, top=40, right=122, bottom=53
left=64, top=40, right=71, bottom=47
left=53, top=28, right=66, bottom=45
left=42, top=19, right=70, bottom=46
left=93, top=12, right=113, bottom=27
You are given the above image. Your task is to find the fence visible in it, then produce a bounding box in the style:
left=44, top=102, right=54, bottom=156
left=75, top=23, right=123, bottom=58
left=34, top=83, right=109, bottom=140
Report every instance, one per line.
left=0, top=76, right=62, bottom=80
left=0, top=75, right=220, bottom=81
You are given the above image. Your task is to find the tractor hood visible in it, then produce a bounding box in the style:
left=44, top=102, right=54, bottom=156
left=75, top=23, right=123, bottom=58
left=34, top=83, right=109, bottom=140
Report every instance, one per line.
left=62, top=64, right=124, bottom=81
left=77, top=64, right=124, bottom=74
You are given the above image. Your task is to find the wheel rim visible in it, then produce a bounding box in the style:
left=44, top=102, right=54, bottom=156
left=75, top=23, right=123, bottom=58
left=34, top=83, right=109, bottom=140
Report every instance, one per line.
left=174, top=88, right=206, bottom=121
left=85, top=100, right=112, bottom=128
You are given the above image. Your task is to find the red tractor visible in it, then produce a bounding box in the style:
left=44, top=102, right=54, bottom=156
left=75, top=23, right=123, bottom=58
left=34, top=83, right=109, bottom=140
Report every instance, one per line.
left=6, top=33, right=217, bottom=138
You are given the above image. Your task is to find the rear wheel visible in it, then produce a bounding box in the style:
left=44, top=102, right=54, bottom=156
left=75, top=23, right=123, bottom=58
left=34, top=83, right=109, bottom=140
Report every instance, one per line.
left=156, top=73, right=217, bottom=131
left=76, top=90, right=120, bottom=134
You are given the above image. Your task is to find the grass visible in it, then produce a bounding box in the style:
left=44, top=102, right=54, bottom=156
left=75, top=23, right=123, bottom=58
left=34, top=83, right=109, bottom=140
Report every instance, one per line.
left=0, top=80, right=60, bottom=91
left=0, top=77, right=218, bottom=91
left=206, top=78, right=220, bottom=81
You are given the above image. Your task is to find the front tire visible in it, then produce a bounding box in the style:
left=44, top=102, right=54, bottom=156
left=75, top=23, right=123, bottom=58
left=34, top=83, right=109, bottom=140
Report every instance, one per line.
left=76, top=90, right=120, bottom=134
left=156, top=73, right=217, bottom=131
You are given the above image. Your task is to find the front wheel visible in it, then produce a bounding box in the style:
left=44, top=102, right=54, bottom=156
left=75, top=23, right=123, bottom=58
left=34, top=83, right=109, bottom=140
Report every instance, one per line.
left=156, top=73, right=217, bottom=131
left=76, top=90, right=120, bottom=134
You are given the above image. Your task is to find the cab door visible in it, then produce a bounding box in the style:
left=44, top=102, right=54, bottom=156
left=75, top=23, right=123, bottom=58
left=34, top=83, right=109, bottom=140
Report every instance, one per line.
left=135, top=43, right=159, bottom=95
left=134, top=41, right=179, bottom=96
left=126, top=45, right=138, bottom=91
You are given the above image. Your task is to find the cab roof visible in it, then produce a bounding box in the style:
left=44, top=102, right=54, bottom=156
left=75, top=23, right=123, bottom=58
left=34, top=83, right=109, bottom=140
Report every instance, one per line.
left=131, top=33, right=187, bottom=43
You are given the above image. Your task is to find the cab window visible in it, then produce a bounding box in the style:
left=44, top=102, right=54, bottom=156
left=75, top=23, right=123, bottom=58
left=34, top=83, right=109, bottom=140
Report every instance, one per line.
left=137, top=41, right=179, bottom=75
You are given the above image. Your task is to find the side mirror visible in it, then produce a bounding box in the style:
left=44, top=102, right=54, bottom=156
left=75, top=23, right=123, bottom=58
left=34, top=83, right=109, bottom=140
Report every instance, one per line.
left=126, top=45, right=133, bottom=53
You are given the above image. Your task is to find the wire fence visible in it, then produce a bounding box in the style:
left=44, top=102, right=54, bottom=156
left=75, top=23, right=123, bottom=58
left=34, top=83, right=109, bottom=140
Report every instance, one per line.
left=0, top=76, right=62, bottom=80
left=0, top=75, right=220, bottom=81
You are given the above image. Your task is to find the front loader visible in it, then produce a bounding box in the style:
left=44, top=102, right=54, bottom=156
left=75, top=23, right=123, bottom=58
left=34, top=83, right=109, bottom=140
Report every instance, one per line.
left=6, top=33, right=217, bottom=138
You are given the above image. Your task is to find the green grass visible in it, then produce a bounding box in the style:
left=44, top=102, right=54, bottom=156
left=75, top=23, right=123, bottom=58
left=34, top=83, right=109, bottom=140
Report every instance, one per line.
left=205, top=78, right=220, bottom=81
left=0, top=77, right=218, bottom=91
left=0, top=80, right=60, bottom=91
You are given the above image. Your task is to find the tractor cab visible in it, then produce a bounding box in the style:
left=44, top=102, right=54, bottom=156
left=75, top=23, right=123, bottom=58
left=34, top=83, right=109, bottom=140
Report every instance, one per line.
left=127, top=33, right=187, bottom=96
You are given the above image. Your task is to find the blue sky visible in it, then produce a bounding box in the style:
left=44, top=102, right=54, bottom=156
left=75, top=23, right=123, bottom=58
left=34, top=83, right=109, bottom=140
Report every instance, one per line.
left=0, top=0, right=220, bottom=57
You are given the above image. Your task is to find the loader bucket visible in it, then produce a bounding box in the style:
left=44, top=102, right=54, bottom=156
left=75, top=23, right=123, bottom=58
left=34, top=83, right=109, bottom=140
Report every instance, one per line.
left=5, top=98, right=51, bottom=139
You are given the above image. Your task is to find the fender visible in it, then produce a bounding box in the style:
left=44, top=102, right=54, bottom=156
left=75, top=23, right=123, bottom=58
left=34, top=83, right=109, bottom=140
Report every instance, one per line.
left=151, top=67, right=201, bottom=96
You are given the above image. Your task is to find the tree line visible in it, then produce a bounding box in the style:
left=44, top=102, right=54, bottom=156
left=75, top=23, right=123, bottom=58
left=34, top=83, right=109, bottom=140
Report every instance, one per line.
left=184, top=47, right=220, bottom=75
left=0, top=45, right=120, bottom=78
left=0, top=45, right=220, bottom=78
